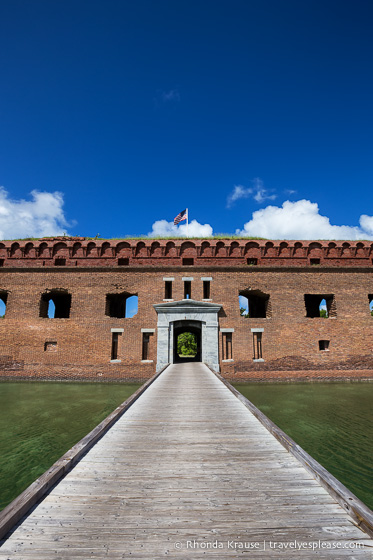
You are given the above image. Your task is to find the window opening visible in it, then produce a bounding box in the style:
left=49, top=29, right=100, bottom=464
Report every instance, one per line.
left=111, top=332, right=121, bottom=360
left=40, top=290, right=71, bottom=318
left=54, top=258, right=66, bottom=266
left=44, top=341, right=57, bottom=352
left=304, top=294, right=336, bottom=318
left=0, top=292, right=7, bottom=318
left=247, top=258, right=258, bottom=266
left=203, top=280, right=210, bottom=299
left=239, top=295, right=249, bottom=317
left=0, top=259, right=4, bottom=267
left=253, top=332, right=263, bottom=360
left=182, top=258, right=194, bottom=266
left=319, top=340, right=330, bottom=351
left=48, top=300, right=55, bottom=318
left=222, top=332, right=232, bottom=360
left=239, top=289, right=270, bottom=318
left=184, top=281, right=192, bottom=299
left=142, top=332, right=153, bottom=360
left=105, top=293, right=138, bottom=318
left=125, top=295, right=138, bottom=318
left=319, top=298, right=328, bottom=317
left=118, top=258, right=129, bottom=266
left=310, top=258, right=320, bottom=265
left=369, top=295, right=373, bottom=316
left=165, top=281, right=172, bottom=299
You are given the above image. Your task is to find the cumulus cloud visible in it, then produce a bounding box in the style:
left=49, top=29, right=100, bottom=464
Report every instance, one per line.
left=148, top=219, right=213, bottom=238
left=236, top=199, right=373, bottom=240
left=0, top=187, right=70, bottom=240
left=227, top=178, right=276, bottom=208
left=359, top=214, right=373, bottom=235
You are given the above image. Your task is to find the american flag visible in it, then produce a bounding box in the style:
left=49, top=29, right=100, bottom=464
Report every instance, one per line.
left=174, top=209, right=187, bottom=225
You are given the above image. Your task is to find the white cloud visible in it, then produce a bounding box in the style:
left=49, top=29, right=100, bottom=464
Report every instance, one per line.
left=236, top=199, right=373, bottom=240
left=359, top=214, right=373, bottom=235
left=227, top=178, right=276, bottom=207
left=227, top=185, right=253, bottom=208
left=148, top=219, right=213, bottom=238
left=253, top=188, right=276, bottom=203
left=0, top=187, right=70, bottom=240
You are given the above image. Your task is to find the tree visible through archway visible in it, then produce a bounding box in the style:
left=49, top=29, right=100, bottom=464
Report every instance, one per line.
left=177, top=332, right=197, bottom=358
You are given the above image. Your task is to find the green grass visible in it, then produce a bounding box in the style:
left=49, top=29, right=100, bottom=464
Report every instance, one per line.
left=2, top=235, right=371, bottom=242
left=1, top=235, right=267, bottom=241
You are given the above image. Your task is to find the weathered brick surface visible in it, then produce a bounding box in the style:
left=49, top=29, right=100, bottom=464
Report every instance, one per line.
left=0, top=237, right=372, bottom=382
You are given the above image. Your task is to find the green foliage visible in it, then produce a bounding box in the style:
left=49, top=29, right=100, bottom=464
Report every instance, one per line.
left=177, top=332, right=197, bottom=356
left=319, top=309, right=328, bottom=318
left=240, top=307, right=249, bottom=318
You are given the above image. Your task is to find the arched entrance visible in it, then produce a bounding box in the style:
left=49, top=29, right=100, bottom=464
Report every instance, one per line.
left=173, top=320, right=202, bottom=363
left=153, top=299, right=222, bottom=372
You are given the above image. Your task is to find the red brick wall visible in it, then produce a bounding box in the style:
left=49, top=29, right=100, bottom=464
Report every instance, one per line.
left=0, top=237, right=372, bottom=381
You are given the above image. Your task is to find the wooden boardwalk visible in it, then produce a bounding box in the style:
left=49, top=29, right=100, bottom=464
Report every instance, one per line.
left=0, top=362, right=372, bottom=559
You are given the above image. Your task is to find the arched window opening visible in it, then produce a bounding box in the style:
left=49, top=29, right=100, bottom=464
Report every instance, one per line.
left=239, top=295, right=249, bottom=317
left=125, top=295, right=138, bottom=318
left=239, top=289, right=270, bottom=318
left=369, top=295, right=373, bottom=316
left=319, top=298, right=328, bottom=318
left=48, top=300, right=56, bottom=318
left=177, top=332, right=197, bottom=359
left=304, top=294, right=336, bottom=318
left=40, top=290, right=71, bottom=318
left=0, top=291, right=7, bottom=318
left=105, top=293, right=138, bottom=318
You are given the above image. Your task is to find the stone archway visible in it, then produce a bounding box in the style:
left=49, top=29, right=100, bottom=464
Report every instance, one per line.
left=173, top=320, right=202, bottom=363
left=153, top=299, right=222, bottom=372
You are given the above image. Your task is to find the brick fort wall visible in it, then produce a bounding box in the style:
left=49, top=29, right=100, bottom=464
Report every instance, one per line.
left=0, top=237, right=372, bottom=382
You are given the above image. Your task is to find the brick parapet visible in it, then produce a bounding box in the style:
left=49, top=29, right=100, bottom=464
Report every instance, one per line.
left=0, top=237, right=372, bottom=268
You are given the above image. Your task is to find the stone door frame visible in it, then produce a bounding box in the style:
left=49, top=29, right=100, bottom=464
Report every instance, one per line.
left=153, top=299, right=222, bottom=372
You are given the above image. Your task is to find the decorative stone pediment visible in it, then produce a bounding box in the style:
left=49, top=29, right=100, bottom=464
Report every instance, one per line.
left=154, top=298, right=221, bottom=314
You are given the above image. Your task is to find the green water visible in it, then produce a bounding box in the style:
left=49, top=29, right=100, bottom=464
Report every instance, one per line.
left=0, top=382, right=141, bottom=511
left=233, top=382, right=373, bottom=510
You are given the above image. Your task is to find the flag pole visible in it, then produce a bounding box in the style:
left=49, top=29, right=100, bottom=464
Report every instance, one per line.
left=186, top=208, right=189, bottom=237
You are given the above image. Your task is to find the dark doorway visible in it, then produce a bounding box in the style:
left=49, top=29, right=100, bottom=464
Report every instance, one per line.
left=173, top=321, right=202, bottom=363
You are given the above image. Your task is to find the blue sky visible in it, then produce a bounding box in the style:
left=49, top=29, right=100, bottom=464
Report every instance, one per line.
left=1, top=0, right=373, bottom=240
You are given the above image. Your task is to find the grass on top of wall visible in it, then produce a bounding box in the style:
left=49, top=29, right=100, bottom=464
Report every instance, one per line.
left=2, top=235, right=267, bottom=241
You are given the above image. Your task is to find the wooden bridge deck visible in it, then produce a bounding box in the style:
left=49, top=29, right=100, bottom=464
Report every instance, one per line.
left=0, top=362, right=371, bottom=559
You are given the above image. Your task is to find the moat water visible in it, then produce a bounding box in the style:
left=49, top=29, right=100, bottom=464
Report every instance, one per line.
left=0, top=382, right=141, bottom=511
left=233, top=381, right=373, bottom=510
left=0, top=380, right=372, bottom=514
